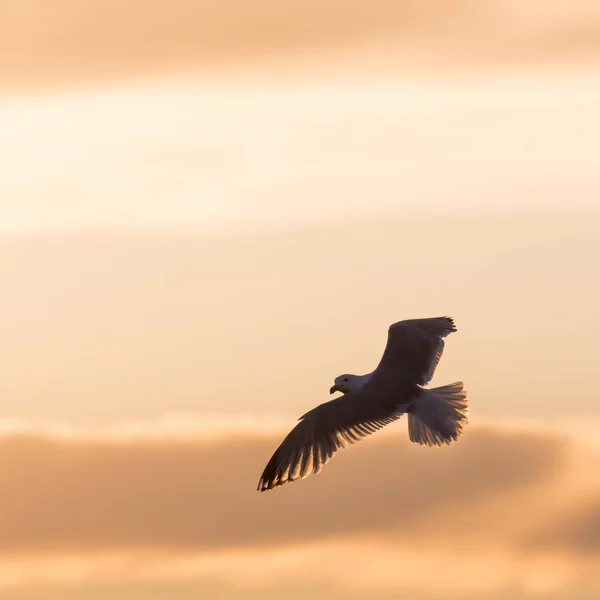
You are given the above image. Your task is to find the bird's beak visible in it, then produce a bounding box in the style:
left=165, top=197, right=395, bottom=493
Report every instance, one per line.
left=330, top=384, right=340, bottom=395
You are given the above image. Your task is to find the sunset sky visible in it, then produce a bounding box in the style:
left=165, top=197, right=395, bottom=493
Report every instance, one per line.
left=1, top=1, right=600, bottom=598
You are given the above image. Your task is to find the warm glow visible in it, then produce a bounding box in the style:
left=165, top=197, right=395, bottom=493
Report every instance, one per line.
left=1, top=74, right=599, bottom=234
left=2, top=0, right=600, bottom=598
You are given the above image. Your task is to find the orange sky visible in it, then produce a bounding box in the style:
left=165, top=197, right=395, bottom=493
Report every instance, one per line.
left=0, top=421, right=599, bottom=599
left=1, top=214, right=599, bottom=424
left=2, top=0, right=600, bottom=91
left=2, top=1, right=600, bottom=598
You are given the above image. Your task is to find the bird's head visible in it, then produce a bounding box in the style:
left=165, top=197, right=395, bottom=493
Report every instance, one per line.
left=330, top=373, right=367, bottom=395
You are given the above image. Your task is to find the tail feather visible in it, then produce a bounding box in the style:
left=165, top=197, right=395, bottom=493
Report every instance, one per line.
left=408, top=382, right=469, bottom=446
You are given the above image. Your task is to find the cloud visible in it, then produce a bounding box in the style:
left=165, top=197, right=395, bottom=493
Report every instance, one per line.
left=2, top=0, right=600, bottom=91
left=0, top=421, right=577, bottom=552
left=0, top=418, right=599, bottom=596
left=527, top=497, right=600, bottom=555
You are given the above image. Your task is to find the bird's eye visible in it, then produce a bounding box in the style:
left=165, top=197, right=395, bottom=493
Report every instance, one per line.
left=343, top=377, right=348, bottom=382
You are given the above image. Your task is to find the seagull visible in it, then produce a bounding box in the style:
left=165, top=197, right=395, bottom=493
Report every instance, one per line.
left=257, top=316, right=469, bottom=492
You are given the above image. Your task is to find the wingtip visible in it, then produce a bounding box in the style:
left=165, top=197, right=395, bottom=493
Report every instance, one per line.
left=436, top=316, right=457, bottom=334
left=444, top=316, right=457, bottom=331
left=257, top=481, right=270, bottom=492
left=257, top=454, right=279, bottom=492
left=257, top=476, right=287, bottom=492
left=257, top=476, right=275, bottom=492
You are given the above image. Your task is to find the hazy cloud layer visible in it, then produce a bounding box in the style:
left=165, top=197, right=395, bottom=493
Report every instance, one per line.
left=3, top=76, right=599, bottom=237
left=0, top=419, right=599, bottom=597
left=2, top=0, right=600, bottom=90
left=0, top=424, right=569, bottom=552
left=528, top=497, right=600, bottom=555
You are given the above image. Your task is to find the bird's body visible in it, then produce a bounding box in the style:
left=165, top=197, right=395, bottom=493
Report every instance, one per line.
left=257, top=316, right=469, bottom=492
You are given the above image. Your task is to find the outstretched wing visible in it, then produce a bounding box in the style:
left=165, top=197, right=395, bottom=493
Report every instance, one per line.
left=257, top=391, right=405, bottom=492
left=376, top=316, right=457, bottom=385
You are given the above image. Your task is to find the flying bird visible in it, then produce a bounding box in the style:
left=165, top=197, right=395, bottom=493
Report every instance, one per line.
left=257, top=316, right=469, bottom=492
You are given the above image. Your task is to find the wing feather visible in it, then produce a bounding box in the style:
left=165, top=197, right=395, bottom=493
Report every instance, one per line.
left=257, top=391, right=406, bottom=492
left=376, top=316, right=457, bottom=385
